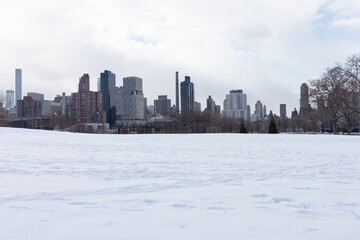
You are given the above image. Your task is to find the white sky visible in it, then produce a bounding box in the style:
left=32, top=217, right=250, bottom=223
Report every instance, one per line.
left=1, top=0, right=360, bottom=115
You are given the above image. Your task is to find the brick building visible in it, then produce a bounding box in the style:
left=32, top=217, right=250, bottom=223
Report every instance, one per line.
left=17, top=96, right=42, bottom=119
left=71, top=74, right=105, bottom=123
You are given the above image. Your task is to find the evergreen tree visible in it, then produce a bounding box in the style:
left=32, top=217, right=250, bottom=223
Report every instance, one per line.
left=268, top=117, right=278, bottom=134
left=239, top=119, right=248, bottom=133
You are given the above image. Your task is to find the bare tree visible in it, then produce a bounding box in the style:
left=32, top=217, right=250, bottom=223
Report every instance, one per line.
left=0, top=91, right=5, bottom=107
left=310, top=65, right=346, bottom=133
left=310, top=54, right=360, bottom=133
left=0, top=91, right=10, bottom=126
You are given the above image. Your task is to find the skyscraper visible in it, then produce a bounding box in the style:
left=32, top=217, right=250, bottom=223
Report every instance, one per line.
left=15, top=69, right=22, bottom=105
left=71, top=74, right=104, bottom=123
left=6, top=90, right=15, bottom=109
left=255, top=100, right=263, bottom=120
left=300, top=83, right=310, bottom=116
left=280, top=104, right=287, bottom=119
left=180, top=76, right=194, bottom=115
left=246, top=105, right=251, bottom=121
left=100, top=70, right=116, bottom=124
left=263, top=105, right=267, bottom=117
left=206, top=95, right=216, bottom=112
left=116, top=76, right=147, bottom=124
left=222, top=90, right=248, bottom=120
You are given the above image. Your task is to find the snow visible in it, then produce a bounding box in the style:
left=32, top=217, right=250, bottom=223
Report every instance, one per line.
left=0, top=127, right=359, bottom=239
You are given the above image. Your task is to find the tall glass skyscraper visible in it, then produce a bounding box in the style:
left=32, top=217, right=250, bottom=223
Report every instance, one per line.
left=100, top=70, right=116, bottom=124
left=6, top=90, right=15, bottom=109
left=180, top=76, right=194, bottom=115
left=15, top=68, right=22, bottom=106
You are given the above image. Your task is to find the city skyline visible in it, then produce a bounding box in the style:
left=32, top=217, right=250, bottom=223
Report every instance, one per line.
left=3, top=68, right=309, bottom=117
left=1, top=1, right=360, bottom=113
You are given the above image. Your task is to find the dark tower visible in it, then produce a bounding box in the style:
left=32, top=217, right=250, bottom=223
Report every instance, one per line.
left=299, top=83, right=310, bottom=116
left=100, top=70, right=116, bottom=124
left=180, top=76, right=194, bottom=115
left=175, top=71, right=179, bottom=115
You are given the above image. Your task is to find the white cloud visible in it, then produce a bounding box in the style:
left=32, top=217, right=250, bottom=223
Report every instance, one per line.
left=0, top=0, right=360, bottom=113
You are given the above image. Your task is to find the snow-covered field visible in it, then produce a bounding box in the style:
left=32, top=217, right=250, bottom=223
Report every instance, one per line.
left=0, top=127, right=359, bottom=240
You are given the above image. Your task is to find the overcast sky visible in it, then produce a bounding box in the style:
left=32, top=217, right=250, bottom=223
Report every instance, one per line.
left=1, top=0, right=360, bottom=115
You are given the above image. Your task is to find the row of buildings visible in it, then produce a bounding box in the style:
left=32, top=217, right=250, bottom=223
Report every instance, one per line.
left=2, top=68, right=311, bottom=129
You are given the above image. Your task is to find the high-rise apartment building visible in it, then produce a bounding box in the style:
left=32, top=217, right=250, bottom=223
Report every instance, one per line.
left=263, top=105, right=267, bottom=117
left=300, top=83, right=310, bottom=116
left=246, top=105, right=251, bottom=121
left=6, top=90, right=15, bottom=109
left=54, top=92, right=72, bottom=118
left=71, top=74, right=104, bottom=123
left=154, top=95, right=171, bottom=116
left=17, top=96, right=42, bottom=119
left=206, top=95, right=216, bottom=112
left=194, top=101, right=201, bottom=112
left=116, top=76, right=146, bottom=124
left=15, top=69, right=22, bottom=105
left=222, top=89, right=248, bottom=120
left=280, top=104, right=287, bottom=119
left=100, top=70, right=116, bottom=124
left=255, top=100, right=263, bottom=120
left=180, top=76, right=194, bottom=115
left=215, top=105, right=221, bottom=115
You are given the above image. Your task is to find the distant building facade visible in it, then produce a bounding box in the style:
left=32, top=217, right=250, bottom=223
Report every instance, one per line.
left=215, top=105, right=221, bottom=115
left=54, top=92, right=72, bottom=118
left=246, top=105, right=251, bottom=121
left=180, top=76, right=194, bottom=115
left=15, top=69, right=22, bottom=105
left=280, top=104, right=287, bottom=119
left=194, top=101, right=201, bottom=112
left=17, top=96, right=42, bottom=119
left=223, top=89, right=248, bottom=120
left=42, top=101, right=62, bottom=116
left=6, top=90, right=15, bottom=109
left=206, top=95, right=216, bottom=112
left=154, top=95, right=171, bottom=116
left=116, top=76, right=147, bottom=125
left=255, top=100, right=263, bottom=120
left=206, top=95, right=221, bottom=115
left=263, top=105, right=267, bottom=117
left=27, top=92, right=44, bottom=102
left=291, top=108, right=298, bottom=118
left=71, top=74, right=104, bottom=123
left=299, top=83, right=310, bottom=116
left=100, top=70, right=116, bottom=124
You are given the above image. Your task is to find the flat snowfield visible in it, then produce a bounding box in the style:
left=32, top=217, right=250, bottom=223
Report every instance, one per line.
left=0, top=127, right=359, bottom=239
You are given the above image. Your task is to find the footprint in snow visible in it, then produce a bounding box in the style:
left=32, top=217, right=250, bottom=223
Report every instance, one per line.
left=273, top=197, right=292, bottom=203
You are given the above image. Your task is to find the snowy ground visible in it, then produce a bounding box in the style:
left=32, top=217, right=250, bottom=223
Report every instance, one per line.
left=0, top=127, right=359, bottom=240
